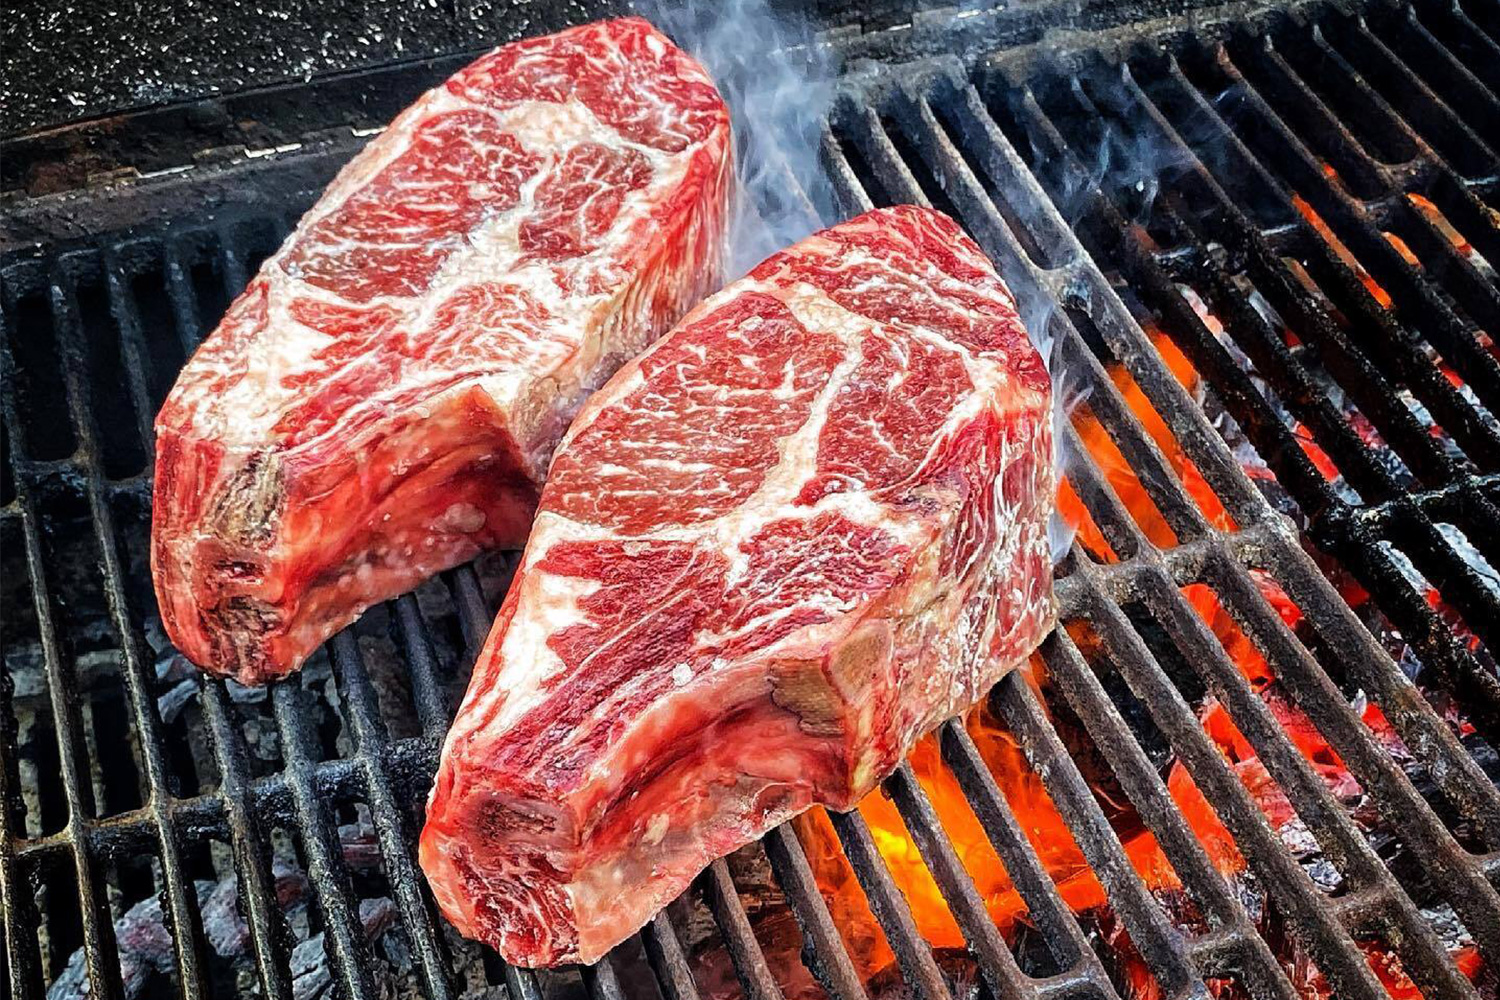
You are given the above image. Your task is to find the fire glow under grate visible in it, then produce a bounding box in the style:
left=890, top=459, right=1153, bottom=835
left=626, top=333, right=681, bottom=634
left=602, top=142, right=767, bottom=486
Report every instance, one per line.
left=4, top=1, right=1500, bottom=999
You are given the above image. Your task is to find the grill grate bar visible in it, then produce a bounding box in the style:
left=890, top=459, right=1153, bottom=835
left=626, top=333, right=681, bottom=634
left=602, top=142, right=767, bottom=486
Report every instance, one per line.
left=99, top=250, right=163, bottom=470
left=1419, top=1, right=1500, bottom=100
left=198, top=679, right=297, bottom=1000
left=640, top=912, right=703, bottom=1000
left=44, top=261, right=210, bottom=998
left=0, top=477, right=39, bottom=994
left=4, top=734, right=442, bottom=863
left=1174, top=40, right=1500, bottom=726
left=327, top=631, right=455, bottom=1000
left=884, top=755, right=1115, bottom=1000
left=995, top=677, right=1205, bottom=999
left=696, top=860, right=785, bottom=1000
left=160, top=243, right=206, bottom=357
left=825, top=807, right=950, bottom=1000
left=760, top=824, right=869, bottom=1000
left=392, top=593, right=455, bottom=739
left=2, top=276, right=123, bottom=1000
left=0, top=316, right=55, bottom=1000
left=268, top=681, right=381, bottom=1000
left=214, top=225, right=252, bottom=304
left=581, top=951, right=629, bottom=1000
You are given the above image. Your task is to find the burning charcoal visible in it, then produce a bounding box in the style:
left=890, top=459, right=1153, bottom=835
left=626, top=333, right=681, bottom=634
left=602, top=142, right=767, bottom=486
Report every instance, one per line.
left=360, top=897, right=398, bottom=939
left=143, top=616, right=171, bottom=656
left=200, top=875, right=251, bottom=957
left=198, top=862, right=311, bottom=958
left=665, top=891, right=718, bottom=956
left=224, top=678, right=266, bottom=704
left=1420, top=904, right=1474, bottom=952
left=291, top=934, right=335, bottom=1000
left=1233, top=871, right=1266, bottom=925
left=338, top=807, right=381, bottom=872
left=46, top=893, right=179, bottom=1000
left=154, top=649, right=195, bottom=686
left=378, top=922, right=413, bottom=971
left=356, top=634, right=419, bottom=742
left=155, top=678, right=197, bottom=724
left=1277, top=816, right=1318, bottom=858
left=4, top=641, right=45, bottom=697
left=721, top=844, right=782, bottom=914
left=290, top=898, right=398, bottom=1000
left=412, top=577, right=456, bottom=625
left=1436, top=523, right=1500, bottom=592
left=1303, top=857, right=1343, bottom=893
left=1276, top=817, right=1345, bottom=894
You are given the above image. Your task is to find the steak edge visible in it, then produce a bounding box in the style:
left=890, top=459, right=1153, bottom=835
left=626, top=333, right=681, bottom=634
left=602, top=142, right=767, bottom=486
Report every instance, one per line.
left=151, top=18, right=732, bottom=684
left=420, top=205, right=1056, bottom=966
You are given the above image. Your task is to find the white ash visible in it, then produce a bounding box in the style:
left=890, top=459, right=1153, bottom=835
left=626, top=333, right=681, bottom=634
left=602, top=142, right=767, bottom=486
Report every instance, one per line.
left=44, top=814, right=407, bottom=1000
left=290, top=898, right=398, bottom=1000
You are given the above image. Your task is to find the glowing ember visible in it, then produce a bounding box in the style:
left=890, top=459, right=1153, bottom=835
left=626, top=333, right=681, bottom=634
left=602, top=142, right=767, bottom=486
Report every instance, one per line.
left=1290, top=193, right=1392, bottom=309
left=786, top=313, right=1487, bottom=998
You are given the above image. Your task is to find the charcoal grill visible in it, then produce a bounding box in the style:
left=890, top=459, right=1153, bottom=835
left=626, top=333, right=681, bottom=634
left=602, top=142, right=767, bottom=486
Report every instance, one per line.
left=5, top=1, right=1500, bottom=998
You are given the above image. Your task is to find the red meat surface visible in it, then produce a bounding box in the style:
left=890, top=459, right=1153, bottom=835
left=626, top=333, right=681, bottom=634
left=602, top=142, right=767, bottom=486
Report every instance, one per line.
left=420, top=206, right=1056, bottom=966
left=151, top=18, right=732, bottom=683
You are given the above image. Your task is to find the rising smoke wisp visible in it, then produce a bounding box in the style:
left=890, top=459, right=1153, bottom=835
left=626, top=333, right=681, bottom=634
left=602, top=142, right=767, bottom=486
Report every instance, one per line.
left=640, top=0, right=841, bottom=278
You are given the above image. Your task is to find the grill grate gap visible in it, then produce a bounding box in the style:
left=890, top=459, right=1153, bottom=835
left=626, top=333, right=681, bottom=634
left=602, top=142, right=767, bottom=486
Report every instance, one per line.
left=4, top=291, right=78, bottom=462
left=127, top=257, right=191, bottom=413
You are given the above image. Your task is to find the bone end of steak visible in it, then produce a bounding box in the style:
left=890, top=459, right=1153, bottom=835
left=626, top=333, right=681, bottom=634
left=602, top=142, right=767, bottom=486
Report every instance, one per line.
left=420, top=206, right=1056, bottom=966
left=150, top=17, right=732, bottom=684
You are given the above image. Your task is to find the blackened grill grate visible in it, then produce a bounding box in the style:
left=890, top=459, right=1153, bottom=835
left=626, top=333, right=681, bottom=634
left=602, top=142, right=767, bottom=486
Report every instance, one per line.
left=5, top=2, right=1500, bottom=999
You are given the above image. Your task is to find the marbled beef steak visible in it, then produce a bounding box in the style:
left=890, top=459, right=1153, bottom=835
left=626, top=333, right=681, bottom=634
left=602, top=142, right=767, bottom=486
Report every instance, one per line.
left=420, top=205, right=1056, bottom=966
left=152, top=18, right=732, bottom=683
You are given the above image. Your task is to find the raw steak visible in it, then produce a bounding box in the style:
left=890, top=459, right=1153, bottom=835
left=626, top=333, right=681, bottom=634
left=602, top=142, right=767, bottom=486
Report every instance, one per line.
left=420, top=205, right=1056, bottom=966
left=152, top=18, right=732, bottom=684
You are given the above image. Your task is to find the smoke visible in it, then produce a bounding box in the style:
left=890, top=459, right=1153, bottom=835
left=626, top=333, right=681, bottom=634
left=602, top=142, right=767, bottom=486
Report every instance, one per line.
left=1004, top=69, right=1208, bottom=565
left=1016, top=289, right=1091, bottom=566
left=638, top=0, right=840, bottom=277
left=638, top=7, right=1147, bottom=566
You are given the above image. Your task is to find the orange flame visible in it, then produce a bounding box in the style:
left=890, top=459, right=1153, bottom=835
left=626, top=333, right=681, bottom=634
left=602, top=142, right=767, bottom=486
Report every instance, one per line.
left=1290, top=193, right=1392, bottom=309
left=790, top=297, right=1486, bottom=996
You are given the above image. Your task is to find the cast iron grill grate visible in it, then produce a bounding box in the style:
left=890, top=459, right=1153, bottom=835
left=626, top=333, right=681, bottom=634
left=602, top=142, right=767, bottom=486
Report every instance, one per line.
left=4, top=1, right=1500, bottom=999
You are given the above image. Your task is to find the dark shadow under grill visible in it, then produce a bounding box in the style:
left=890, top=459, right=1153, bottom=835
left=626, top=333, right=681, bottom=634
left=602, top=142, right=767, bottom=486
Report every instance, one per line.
left=4, top=2, right=1500, bottom=999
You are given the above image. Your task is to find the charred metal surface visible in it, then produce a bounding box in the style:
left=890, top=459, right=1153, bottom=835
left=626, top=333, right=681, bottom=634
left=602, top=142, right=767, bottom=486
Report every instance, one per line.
left=4, top=1, right=1500, bottom=999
